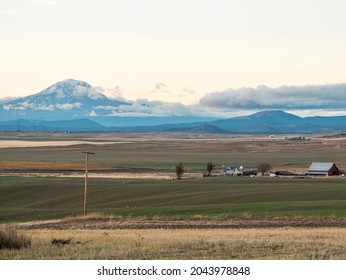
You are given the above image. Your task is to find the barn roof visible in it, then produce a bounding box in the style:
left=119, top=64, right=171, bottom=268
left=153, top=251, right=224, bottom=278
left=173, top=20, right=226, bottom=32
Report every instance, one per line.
left=228, top=165, right=244, bottom=171
left=307, top=162, right=335, bottom=171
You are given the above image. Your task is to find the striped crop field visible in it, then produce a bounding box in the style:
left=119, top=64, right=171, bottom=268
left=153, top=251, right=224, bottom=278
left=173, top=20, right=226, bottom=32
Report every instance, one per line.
left=1, top=176, right=346, bottom=223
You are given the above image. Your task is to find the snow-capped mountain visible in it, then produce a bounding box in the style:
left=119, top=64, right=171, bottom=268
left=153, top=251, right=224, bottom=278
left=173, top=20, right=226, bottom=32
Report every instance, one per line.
left=0, top=79, right=199, bottom=122
left=2, top=80, right=346, bottom=133
left=0, top=79, right=129, bottom=120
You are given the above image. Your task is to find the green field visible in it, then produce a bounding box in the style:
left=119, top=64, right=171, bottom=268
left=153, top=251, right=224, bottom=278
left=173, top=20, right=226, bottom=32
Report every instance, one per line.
left=1, top=176, right=346, bottom=223
left=2, top=133, right=346, bottom=223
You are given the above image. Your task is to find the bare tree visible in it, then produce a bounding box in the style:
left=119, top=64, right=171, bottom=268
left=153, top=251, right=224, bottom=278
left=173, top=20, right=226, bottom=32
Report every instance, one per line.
left=257, top=162, right=272, bottom=175
left=175, top=162, right=184, bottom=179
left=205, top=161, right=215, bottom=177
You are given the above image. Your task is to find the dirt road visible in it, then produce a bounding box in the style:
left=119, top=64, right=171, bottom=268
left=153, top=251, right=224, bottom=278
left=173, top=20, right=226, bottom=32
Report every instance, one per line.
left=13, top=217, right=346, bottom=230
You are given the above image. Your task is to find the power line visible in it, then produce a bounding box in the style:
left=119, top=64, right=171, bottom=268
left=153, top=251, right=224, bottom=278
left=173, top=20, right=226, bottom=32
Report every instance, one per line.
left=82, top=151, right=95, bottom=216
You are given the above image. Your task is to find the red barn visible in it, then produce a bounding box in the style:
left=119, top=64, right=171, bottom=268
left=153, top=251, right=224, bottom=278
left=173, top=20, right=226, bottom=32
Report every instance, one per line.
left=307, top=162, right=340, bottom=176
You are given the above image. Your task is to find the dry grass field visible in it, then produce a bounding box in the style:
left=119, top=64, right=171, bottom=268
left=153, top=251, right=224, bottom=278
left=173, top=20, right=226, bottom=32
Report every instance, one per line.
left=1, top=227, right=346, bottom=260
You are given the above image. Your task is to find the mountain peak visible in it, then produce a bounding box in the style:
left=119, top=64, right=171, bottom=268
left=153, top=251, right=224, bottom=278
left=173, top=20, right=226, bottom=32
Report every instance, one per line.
left=40, top=79, right=106, bottom=100
left=62, top=78, right=85, bottom=84
left=240, top=110, right=301, bottom=121
left=230, top=110, right=302, bottom=126
left=249, top=110, right=301, bottom=119
left=0, top=79, right=126, bottom=120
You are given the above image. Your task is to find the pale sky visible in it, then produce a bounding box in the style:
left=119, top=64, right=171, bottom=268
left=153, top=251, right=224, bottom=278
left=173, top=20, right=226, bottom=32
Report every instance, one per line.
left=2, top=0, right=346, bottom=105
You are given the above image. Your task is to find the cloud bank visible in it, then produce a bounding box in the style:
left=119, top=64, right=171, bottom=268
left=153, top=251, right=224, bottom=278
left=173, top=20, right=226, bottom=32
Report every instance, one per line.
left=198, top=84, right=346, bottom=111
left=3, top=101, right=81, bottom=111
left=94, top=83, right=196, bottom=117
left=91, top=99, right=193, bottom=117
left=93, top=83, right=346, bottom=118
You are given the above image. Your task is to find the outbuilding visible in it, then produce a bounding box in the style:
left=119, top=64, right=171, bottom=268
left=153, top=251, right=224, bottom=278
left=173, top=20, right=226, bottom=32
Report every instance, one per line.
left=306, top=162, right=340, bottom=176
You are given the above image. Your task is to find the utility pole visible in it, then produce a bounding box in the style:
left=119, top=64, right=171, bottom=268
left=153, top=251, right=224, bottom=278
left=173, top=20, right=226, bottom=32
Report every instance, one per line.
left=82, top=151, right=95, bottom=216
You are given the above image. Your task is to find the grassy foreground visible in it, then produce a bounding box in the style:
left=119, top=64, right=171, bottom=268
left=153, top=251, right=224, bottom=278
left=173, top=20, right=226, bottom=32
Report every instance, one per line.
left=1, top=176, right=346, bottom=222
left=1, top=228, right=346, bottom=260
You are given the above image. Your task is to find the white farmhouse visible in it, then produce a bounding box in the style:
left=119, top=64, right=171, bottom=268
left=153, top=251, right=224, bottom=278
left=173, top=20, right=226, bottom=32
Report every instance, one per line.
left=221, top=165, right=244, bottom=176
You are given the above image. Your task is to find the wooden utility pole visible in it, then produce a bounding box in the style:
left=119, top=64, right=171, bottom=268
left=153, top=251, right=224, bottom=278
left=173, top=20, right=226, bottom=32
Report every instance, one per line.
left=82, top=151, right=95, bottom=216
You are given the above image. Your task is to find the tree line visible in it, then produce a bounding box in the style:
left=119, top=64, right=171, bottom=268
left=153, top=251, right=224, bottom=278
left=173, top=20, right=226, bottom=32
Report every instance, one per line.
left=175, top=162, right=272, bottom=179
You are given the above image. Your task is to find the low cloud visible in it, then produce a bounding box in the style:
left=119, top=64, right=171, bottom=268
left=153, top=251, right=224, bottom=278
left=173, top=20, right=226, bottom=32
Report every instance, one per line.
left=56, top=102, right=81, bottom=110
left=198, top=84, right=346, bottom=111
left=92, top=99, right=193, bottom=117
left=3, top=101, right=37, bottom=111
left=95, top=86, right=125, bottom=101
left=2, top=101, right=81, bottom=111
left=74, top=85, right=103, bottom=100
left=115, top=100, right=192, bottom=116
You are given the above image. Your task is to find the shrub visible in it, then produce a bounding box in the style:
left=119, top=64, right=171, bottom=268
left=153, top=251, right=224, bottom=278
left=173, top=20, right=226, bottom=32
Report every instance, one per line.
left=205, top=161, right=215, bottom=177
left=51, top=237, right=72, bottom=246
left=0, top=228, right=31, bottom=250
left=257, top=162, right=272, bottom=175
left=175, top=162, right=184, bottom=179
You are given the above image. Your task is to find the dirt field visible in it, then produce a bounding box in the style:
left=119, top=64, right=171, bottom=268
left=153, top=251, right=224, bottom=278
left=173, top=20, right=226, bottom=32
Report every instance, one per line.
left=11, top=216, right=346, bottom=230
left=1, top=132, right=346, bottom=178
left=2, top=219, right=346, bottom=259
left=0, top=140, right=117, bottom=149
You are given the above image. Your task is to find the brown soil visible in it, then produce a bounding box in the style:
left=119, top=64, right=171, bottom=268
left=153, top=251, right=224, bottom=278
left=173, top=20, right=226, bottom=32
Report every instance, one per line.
left=14, top=217, right=346, bottom=230
left=0, top=160, right=113, bottom=171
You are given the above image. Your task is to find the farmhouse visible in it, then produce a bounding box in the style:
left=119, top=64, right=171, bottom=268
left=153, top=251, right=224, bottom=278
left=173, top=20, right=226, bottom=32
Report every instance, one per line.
left=306, top=162, right=340, bottom=176
left=221, top=165, right=244, bottom=176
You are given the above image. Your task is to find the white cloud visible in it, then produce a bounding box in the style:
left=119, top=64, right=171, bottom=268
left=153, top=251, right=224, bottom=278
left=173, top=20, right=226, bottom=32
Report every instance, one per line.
left=95, top=86, right=126, bottom=100
left=2, top=101, right=81, bottom=112
left=91, top=99, right=193, bottom=117
left=198, top=84, right=346, bottom=111
left=37, top=104, right=55, bottom=111
left=56, top=102, right=81, bottom=110
left=3, top=105, right=14, bottom=111
left=74, top=85, right=103, bottom=100
left=96, top=83, right=200, bottom=105
left=4, top=101, right=56, bottom=111
left=94, top=105, right=118, bottom=111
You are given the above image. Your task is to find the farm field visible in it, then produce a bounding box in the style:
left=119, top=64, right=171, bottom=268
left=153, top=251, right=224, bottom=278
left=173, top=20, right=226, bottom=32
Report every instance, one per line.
left=1, top=176, right=346, bottom=222
left=1, top=132, right=346, bottom=259
left=1, top=132, right=346, bottom=173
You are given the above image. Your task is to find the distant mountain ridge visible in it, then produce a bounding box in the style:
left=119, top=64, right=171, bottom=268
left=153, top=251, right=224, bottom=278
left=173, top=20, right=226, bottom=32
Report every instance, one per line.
left=0, top=118, right=104, bottom=132
left=2, top=110, right=346, bottom=134
left=2, top=79, right=346, bottom=133
left=106, top=110, right=346, bottom=134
